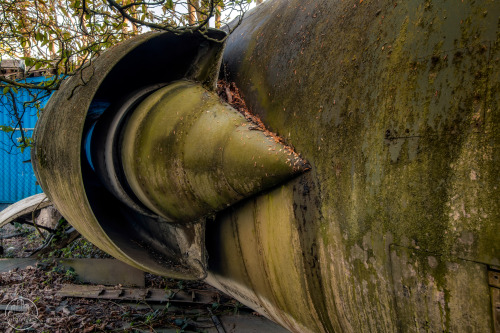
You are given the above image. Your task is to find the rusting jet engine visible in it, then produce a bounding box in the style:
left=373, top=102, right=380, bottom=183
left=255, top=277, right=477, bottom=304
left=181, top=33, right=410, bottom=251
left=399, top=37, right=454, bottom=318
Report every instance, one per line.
left=33, top=0, right=499, bottom=332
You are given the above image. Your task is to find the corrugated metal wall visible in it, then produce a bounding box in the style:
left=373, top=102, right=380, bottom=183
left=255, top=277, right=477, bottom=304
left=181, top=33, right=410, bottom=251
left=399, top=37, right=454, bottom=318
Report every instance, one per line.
left=0, top=76, right=53, bottom=203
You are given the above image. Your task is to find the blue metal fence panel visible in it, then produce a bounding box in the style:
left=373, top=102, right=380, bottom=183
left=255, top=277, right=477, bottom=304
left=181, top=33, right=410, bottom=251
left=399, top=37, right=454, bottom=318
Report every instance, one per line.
left=0, top=76, right=53, bottom=203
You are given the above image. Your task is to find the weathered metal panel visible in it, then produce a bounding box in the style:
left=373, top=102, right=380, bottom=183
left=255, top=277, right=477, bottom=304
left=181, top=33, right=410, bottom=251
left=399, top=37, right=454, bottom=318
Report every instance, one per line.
left=32, top=31, right=234, bottom=280
left=0, top=140, right=39, bottom=203
left=30, top=0, right=500, bottom=332
left=390, top=245, right=492, bottom=332
left=204, top=0, right=500, bottom=332
left=0, top=76, right=51, bottom=203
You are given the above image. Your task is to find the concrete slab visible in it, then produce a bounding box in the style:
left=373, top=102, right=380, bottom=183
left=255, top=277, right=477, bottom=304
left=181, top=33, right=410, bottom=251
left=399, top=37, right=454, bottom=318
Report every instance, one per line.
left=35, top=206, right=62, bottom=229
left=58, top=258, right=145, bottom=287
left=0, top=258, right=38, bottom=272
left=219, top=313, right=291, bottom=333
left=0, top=258, right=145, bottom=287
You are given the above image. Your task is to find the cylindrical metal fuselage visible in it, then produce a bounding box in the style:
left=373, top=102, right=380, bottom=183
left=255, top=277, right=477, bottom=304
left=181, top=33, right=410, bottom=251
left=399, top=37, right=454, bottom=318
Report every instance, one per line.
left=32, top=1, right=499, bottom=332
left=205, top=1, right=500, bottom=332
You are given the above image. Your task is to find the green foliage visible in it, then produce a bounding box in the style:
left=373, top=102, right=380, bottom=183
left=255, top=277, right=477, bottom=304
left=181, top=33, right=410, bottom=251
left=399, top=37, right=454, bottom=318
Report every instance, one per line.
left=232, top=301, right=242, bottom=314
left=0, top=0, right=260, bottom=85
left=177, top=280, right=185, bottom=290
left=59, top=237, right=108, bottom=258
left=0, top=125, right=14, bottom=133
left=3, top=248, right=15, bottom=258
left=211, top=301, right=220, bottom=310
left=13, top=221, right=29, bottom=232
left=0, top=0, right=263, bottom=153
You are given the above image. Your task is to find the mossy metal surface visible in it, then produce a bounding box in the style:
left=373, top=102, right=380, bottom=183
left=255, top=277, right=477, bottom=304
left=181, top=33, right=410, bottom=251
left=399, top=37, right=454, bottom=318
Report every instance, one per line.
left=32, top=33, right=161, bottom=274
left=31, top=0, right=499, bottom=331
left=32, top=31, right=229, bottom=279
left=32, top=27, right=308, bottom=282
left=121, top=80, right=307, bottom=222
left=205, top=0, right=500, bottom=332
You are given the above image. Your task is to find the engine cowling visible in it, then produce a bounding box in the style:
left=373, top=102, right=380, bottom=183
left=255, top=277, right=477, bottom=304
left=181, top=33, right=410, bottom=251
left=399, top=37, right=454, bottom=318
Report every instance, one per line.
left=33, top=1, right=500, bottom=332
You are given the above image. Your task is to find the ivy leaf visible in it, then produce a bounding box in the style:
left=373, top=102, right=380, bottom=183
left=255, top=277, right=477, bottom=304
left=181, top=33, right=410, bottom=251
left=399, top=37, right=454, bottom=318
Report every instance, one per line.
left=0, top=125, right=15, bottom=133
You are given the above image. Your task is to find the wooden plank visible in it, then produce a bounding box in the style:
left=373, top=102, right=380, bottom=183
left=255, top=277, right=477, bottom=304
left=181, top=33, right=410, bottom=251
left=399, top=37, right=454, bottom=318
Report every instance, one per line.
left=147, top=289, right=173, bottom=302
left=56, top=284, right=220, bottom=304
left=57, top=284, right=104, bottom=298
left=57, top=285, right=152, bottom=301
left=173, top=290, right=219, bottom=304
left=119, top=288, right=149, bottom=301
left=97, top=289, right=123, bottom=299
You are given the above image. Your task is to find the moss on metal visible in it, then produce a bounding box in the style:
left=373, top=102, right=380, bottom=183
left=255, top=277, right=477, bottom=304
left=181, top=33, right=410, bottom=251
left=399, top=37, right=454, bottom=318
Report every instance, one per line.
left=206, top=0, right=500, bottom=332
left=32, top=0, right=499, bottom=331
left=32, top=31, right=233, bottom=280
left=120, top=80, right=307, bottom=222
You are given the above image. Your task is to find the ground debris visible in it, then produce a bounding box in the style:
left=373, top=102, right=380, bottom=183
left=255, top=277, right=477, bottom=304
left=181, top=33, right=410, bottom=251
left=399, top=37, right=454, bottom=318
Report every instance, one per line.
left=0, top=215, right=287, bottom=332
left=0, top=265, right=247, bottom=332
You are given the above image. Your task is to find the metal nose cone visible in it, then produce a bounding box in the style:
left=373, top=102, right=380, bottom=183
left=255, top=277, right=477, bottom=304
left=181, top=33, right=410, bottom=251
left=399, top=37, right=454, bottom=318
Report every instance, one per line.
left=120, top=80, right=308, bottom=223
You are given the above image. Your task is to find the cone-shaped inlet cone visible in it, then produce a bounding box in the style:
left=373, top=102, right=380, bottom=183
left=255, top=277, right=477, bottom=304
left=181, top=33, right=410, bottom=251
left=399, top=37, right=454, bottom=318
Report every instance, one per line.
left=121, top=80, right=308, bottom=222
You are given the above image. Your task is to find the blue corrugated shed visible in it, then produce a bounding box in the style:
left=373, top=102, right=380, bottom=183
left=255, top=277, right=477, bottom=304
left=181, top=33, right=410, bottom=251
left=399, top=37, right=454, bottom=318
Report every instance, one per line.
left=0, top=76, right=53, bottom=203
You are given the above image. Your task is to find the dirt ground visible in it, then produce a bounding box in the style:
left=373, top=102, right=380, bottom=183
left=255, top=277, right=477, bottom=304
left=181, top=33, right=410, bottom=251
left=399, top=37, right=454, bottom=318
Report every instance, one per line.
left=0, top=223, right=257, bottom=333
